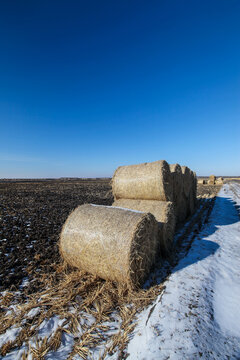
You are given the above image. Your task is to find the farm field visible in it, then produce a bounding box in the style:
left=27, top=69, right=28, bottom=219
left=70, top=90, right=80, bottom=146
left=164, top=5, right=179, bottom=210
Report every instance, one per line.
left=0, top=179, right=239, bottom=359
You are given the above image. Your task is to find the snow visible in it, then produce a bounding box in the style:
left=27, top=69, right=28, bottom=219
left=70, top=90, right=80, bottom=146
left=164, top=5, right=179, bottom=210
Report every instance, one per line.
left=127, top=182, right=240, bottom=359
left=0, top=327, right=21, bottom=348
left=27, top=307, right=40, bottom=318
left=38, top=316, right=66, bottom=338
left=1, top=316, right=73, bottom=360
left=46, top=332, right=75, bottom=360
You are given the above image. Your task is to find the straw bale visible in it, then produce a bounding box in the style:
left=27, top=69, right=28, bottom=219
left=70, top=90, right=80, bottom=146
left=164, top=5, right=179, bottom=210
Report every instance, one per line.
left=189, top=170, right=197, bottom=213
left=112, top=199, right=176, bottom=255
left=112, top=160, right=173, bottom=201
left=169, top=163, right=183, bottom=222
left=193, top=171, right=197, bottom=206
left=209, top=175, right=216, bottom=185
left=60, top=204, right=159, bottom=288
left=178, top=193, right=188, bottom=222
left=198, top=179, right=205, bottom=184
left=216, top=177, right=224, bottom=184
left=181, top=166, right=192, bottom=198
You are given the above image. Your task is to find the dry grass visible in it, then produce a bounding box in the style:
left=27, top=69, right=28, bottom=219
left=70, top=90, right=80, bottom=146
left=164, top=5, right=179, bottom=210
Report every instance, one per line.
left=0, top=182, right=222, bottom=359
left=0, top=261, right=165, bottom=358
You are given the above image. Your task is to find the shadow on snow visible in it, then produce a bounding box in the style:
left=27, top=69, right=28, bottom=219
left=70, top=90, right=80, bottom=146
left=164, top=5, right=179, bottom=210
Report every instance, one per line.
left=144, top=195, right=239, bottom=289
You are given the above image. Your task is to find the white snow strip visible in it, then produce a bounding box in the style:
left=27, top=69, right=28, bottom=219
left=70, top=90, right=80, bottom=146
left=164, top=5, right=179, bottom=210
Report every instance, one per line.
left=127, top=183, right=240, bottom=359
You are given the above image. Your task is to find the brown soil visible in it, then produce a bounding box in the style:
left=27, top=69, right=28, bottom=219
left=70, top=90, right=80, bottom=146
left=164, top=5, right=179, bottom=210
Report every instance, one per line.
left=0, top=180, right=223, bottom=358
left=0, top=179, right=113, bottom=295
left=0, top=180, right=220, bottom=296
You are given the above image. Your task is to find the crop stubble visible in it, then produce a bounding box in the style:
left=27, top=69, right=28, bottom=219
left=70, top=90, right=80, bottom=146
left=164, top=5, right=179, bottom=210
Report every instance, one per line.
left=0, top=179, right=221, bottom=358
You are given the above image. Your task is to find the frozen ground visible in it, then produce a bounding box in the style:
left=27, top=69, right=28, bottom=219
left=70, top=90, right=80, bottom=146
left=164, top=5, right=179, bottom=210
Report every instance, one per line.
left=1, top=183, right=239, bottom=359
left=127, top=182, right=240, bottom=359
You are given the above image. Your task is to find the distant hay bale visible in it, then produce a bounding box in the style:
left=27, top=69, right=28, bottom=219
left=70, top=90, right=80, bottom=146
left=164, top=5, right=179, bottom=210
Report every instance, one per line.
left=216, top=177, right=224, bottom=184
left=169, top=163, right=183, bottom=223
left=60, top=204, right=159, bottom=288
left=209, top=175, right=216, bottom=185
left=112, top=160, right=173, bottom=201
left=112, top=199, right=176, bottom=255
left=198, top=179, right=205, bottom=184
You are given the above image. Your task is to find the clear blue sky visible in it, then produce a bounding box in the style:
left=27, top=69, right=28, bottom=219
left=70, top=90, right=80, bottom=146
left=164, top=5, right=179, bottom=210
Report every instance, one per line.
left=0, top=0, right=239, bottom=178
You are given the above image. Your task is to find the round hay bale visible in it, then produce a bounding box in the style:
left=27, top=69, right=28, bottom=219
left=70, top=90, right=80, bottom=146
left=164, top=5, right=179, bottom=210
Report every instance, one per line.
left=178, top=192, right=188, bottom=223
left=112, top=199, right=176, bottom=256
left=189, top=170, right=197, bottom=213
left=169, top=163, right=183, bottom=223
left=216, top=177, right=224, bottom=184
left=112, top=160, right=173, bottom=201
left=60, top=204, right=159, bottom=288
left=193, top=171, right=197, bottom=206
left=181, top=166, right=192, bottom=198
left=209, top=175, right=216, bottom=185
left=198, top=179, right=205, bottom=184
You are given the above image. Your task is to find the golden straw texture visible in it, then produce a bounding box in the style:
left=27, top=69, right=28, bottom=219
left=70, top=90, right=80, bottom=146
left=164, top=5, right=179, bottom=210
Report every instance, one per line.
left=112, top=199, right=176, bottom=255
left=209, top=175, right=216, bottom=185
left=216, top=177, right=224, bottom=184
left=112, top=160, right=173, bottom=201
left=60, top=204, right=159, bottom=288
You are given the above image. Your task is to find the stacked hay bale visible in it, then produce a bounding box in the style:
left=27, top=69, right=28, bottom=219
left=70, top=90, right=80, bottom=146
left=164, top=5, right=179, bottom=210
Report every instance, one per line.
left=169, top=164, right=186, bottom=223
left=216, top=177, right=224, bottom=185
left=60, top=204, right=159, bottom=288
left=190, top=170, right=197, bottom=212
left=198, top=178, right=207, bottom=185
left=112, top=160, right=175, bottom=255
left=113, top=199, right=175, bottom=255
left=112, top=160, right=173, bottom=202
left=60, top=159, right=197, bottom=287
left=181, top=166, right=193, bottom=217
left=208, top=175, right=216, bottom=185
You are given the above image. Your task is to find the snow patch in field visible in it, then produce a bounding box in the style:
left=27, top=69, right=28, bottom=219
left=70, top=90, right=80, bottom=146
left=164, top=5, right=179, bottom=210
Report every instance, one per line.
left=38, top=316, right=66, bottom=338
left=46, top=332, right=75, bottom=360
left=27, top=307, right=40, bottom=318
left=0, top=326, right=22, bottom=348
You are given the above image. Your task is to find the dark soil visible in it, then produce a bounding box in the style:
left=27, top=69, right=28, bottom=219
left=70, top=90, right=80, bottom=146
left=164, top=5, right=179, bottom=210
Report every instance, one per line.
left=0, top=179, right=113, bottom=295
left=0, top=179, right=220, bottom=296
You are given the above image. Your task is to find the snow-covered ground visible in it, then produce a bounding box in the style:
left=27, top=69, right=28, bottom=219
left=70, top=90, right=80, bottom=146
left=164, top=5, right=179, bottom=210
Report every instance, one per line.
left=1, top=183, right=240, bottom=359
left=127, top=182, right=240, bottom=359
